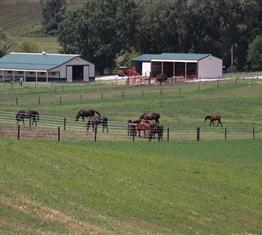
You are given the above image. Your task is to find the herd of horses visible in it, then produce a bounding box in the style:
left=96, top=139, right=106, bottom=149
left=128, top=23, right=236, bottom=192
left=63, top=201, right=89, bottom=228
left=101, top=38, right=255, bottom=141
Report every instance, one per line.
left=15, top=109, right=223, bottom=141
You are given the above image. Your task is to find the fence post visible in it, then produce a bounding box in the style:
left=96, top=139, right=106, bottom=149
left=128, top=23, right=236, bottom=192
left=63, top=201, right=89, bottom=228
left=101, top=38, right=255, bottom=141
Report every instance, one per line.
left=38, top=97, right=41, bottom=105
left=94, top=124, right=97, bottom=142
left=122, top=91, right=125, bottom=99
left=58, top=126, right=60, bottom=142
left=224, top=127, right=227, bottom=141
left=132, top=128, right=135, bottom=142
left=196, top=127, right=200, bottom=141
left=59, top=96, right=62, bottom=104
left=253, top=126, right=255, bottom=140
left=17, top=125, right=20, bottom=140
left=216, top=80, right=219, bottom=88
left=80, top=94, right=83, bottom=102
left=167, top=127, right=169, bottom=142
left=16, top=97, right=18, bottom=105
left=63, top=117, right=66, bottom=131
left=101, top=92, right=103, bottom=100
left=29, top=116, right=32, bottom=127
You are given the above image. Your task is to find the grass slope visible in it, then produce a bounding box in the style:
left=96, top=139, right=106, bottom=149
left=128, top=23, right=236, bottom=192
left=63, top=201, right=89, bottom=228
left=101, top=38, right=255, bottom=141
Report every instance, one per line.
left=0, top=138, right=262, bottom=234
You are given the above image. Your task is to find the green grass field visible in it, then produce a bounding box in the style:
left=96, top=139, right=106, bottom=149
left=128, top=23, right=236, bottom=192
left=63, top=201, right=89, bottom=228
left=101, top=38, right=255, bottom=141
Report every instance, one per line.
left=0, top=138, right=261, bottom=234
left=0, top=79, right=262, bottom=234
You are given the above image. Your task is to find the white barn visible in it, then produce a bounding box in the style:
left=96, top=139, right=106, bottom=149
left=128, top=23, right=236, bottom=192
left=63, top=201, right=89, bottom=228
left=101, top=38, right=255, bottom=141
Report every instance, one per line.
left=0, top=52, right=95, bottom=82
left=131, top=53, right=223, bottom=80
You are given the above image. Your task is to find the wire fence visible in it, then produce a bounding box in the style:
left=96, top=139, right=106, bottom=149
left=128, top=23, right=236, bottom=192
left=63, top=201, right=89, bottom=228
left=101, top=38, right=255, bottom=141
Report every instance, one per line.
left=0, top=111, right=261, bottom=142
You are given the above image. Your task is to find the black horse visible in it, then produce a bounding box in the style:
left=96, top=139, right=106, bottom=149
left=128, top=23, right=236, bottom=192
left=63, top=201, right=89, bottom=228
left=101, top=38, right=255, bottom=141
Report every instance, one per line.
left=87, top=115, right=108, bottom=132
left=16, top=110, right=40, bottom=126
left=205, top=115, right=223, bottom=127
left=140, top=112, right=160, bottom=124
left=75, top=109, right=101, bottom=121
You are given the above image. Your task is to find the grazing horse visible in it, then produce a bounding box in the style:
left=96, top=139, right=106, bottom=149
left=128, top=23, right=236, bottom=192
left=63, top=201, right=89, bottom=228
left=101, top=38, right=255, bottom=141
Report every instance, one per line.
left=75, top=109, right=101, bottom=121
left=148, top=123, right=164, bottom=141
left=87, top=115, right=108, bottom=132
left=127, top=120, right=139, bottom=136
left=140, top=112, right=160, bottom=124
left=156, top=73, right=167, bottom=86
left=16, top=110, right=40, bottom=126
left=205, top=115, right=223, bottom=127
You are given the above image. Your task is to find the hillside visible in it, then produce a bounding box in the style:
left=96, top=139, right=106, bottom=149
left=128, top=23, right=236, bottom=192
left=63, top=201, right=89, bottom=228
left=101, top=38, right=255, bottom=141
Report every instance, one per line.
left=0, top=138, right=261, bottom=234
left=0, top=0, right=81, bottom=53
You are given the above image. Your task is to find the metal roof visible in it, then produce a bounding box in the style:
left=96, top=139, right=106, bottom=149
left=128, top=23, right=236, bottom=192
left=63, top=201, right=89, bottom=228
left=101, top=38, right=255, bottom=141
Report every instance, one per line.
left=0, top=52, right=79, bottom=71
left=132, top=53, right=210, bottom=62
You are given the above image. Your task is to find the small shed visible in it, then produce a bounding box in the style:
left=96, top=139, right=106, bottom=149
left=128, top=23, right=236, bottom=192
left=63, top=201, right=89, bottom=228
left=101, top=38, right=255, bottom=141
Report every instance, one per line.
left=131, top=53, right=223, bottom=80
left=0, top=52, right=95, bottom=82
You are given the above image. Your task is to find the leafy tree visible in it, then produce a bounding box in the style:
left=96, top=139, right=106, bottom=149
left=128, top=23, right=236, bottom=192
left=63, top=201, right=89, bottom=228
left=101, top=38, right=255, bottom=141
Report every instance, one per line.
left=0, top=28, right=11, bottom=57
left=58, top=0, right=138, bottom=74
left=247, top=35, right=262, bottom=70
left=41, top=0, right=66, bottom=35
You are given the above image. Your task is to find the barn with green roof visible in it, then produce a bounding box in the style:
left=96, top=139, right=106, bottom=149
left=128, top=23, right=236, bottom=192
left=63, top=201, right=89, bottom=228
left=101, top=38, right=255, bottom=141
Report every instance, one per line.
left=131, top=53, right=222, bottom=80
left=0, top=52, right=95, bottom=82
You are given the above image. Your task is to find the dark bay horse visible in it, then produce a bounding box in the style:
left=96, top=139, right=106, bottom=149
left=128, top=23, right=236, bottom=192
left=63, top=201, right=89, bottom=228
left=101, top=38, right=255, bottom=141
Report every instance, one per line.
left=87, top=115, right=108, bottom=132
left=148, top=123, right=164, bottom=141
left=140, top=112, right=160, bottom=124
left=156, top=73, right=167, bottom=86
left=205, top=115, right=223, bottom=127
left=75, top=109, right=101, bottom=121
left=16, top=110, right=40, bottom=126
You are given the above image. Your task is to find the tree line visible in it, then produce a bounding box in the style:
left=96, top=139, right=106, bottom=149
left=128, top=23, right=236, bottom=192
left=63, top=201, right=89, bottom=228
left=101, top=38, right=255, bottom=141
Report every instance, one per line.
left=1, top=0, right=262, bottom=74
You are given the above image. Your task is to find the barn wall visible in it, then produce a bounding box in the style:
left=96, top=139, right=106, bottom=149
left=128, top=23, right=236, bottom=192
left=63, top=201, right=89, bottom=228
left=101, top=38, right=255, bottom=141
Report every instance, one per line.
left=49, top=57, right=95, bottom=82
left=142, top=62, right=151, bottom=76
left=198, top=56, right=222, bottom=79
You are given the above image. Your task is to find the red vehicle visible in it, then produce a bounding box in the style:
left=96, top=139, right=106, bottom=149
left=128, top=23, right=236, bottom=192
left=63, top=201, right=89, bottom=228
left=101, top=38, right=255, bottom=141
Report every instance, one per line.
left=117, top=66, right=138, bottom=77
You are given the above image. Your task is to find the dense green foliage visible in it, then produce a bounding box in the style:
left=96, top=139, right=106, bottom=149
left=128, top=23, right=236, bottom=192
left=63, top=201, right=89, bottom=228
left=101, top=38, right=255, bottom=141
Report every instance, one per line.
left=57, top=0, right=262, bottom=73
left=247, top=35, right=262, bottom=70
left=0, top=138, right=261, bottom=234
left=58, top=0, right=138, bottom=74
left=41, top=0, right=66, bottom=35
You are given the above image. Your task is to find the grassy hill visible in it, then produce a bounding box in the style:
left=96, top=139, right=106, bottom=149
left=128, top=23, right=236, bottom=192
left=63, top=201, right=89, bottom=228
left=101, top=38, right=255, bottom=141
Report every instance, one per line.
left=1, top=138, right=261, bottom=234
left=0, top=0, right=81, bottom=53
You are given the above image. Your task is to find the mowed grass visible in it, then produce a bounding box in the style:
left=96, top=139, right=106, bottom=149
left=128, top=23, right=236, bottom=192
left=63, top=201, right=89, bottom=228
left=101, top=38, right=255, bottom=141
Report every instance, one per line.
left=0, top=138, right=261, bottom=234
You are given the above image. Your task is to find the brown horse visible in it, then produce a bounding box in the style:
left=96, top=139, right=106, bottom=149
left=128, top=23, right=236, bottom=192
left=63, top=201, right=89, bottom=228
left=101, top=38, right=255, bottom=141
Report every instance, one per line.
left=140, top=112, right=160, bottom=124
left=75, top=109, right=101, bottom=121
left=148, top=123, right=164, bottom=141
left=205, top=115, right=223, bottom=127
left=16, top=110, right=40, bottom=126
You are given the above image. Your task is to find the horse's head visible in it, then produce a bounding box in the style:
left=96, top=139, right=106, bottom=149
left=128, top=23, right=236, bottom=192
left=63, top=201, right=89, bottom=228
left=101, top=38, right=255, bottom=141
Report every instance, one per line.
left=75, top=112, right=80, bottom=121
left=205, top=116, right=211, bottom=121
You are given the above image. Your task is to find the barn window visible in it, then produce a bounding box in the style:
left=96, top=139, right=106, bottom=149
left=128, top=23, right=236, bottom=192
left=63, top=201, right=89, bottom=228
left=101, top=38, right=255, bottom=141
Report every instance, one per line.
left=29, top=72, right=34, bottom=75
left=51, top=72, right=56, bottom=76
left=8, top=71, right=12, bottom=74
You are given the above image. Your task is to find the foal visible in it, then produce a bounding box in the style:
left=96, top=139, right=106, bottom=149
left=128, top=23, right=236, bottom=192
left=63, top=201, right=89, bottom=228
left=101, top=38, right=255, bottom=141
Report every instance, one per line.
left=205, top=115, right=223, bottom=127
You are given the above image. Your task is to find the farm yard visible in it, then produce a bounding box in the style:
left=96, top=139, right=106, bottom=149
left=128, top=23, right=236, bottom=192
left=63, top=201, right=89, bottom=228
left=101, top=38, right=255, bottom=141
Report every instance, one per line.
left=0, top=78, right=262, bottom=234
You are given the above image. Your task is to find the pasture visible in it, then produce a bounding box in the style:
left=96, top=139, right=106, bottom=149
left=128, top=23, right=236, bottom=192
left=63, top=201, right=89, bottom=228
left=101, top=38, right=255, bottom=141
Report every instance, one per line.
left=0, top=79, right=262, bottom=141
left=0, top=79, right=262, bottom=234
left=0, top=138, right=262, bottom=234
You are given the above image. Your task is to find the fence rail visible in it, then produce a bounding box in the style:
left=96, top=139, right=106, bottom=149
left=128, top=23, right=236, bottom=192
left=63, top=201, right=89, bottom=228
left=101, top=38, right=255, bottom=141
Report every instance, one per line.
left=0, top=111, right=261, bottom=142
